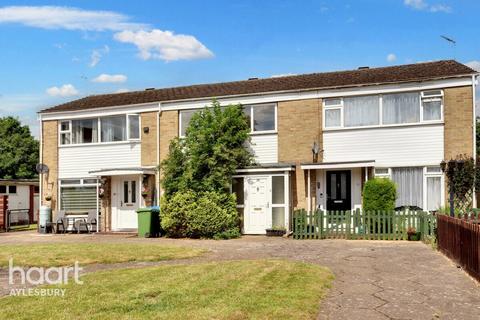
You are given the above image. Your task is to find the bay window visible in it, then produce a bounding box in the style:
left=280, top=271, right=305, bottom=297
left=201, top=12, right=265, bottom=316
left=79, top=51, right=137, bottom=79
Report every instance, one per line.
left=60, top=114, right=140, bottom=145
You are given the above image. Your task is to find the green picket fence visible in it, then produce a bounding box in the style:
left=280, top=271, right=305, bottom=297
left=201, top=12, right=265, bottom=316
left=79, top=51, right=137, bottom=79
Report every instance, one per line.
left=292, top=209, right=436, bottom=240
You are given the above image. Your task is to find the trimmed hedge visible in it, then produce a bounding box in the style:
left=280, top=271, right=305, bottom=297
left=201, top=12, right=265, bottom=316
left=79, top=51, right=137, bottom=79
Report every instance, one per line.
left=160, top=191, right=240, bottom=239
left=363, top=178, right=397, bottom=212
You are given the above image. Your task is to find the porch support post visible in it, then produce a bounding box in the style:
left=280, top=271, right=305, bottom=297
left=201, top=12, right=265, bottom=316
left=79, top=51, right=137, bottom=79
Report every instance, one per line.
left=96, top=179, right=99, bottom=232
left=307, top=169, right=311, bottom=213
left=365, top=167, right=368, bottom=181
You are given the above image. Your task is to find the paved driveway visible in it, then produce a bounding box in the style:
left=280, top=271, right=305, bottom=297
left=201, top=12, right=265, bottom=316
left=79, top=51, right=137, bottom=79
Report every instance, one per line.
left=0, top=232, right=479, bottom=319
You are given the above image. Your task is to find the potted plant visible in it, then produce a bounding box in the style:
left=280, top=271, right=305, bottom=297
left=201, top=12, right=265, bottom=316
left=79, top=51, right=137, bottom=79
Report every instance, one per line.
left=265, top=227, right=286, bottom=237
left=407, top=227, right=421, bottom=241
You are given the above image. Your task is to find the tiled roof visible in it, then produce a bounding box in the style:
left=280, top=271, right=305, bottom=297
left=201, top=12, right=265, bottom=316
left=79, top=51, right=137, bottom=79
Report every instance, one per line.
left=40, top=60, right=475, bottom=113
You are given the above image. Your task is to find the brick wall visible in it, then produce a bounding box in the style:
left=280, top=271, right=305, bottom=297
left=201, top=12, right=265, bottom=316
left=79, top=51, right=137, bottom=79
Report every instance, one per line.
left=41, top=120, right=58, bottom=216
left=278, top=98, right=322, bottom=210
left=444, top=86, right=474, bottom=159
left=141, top=112, right=158, bottom=166
left=159, top=110, right=179, bottom=163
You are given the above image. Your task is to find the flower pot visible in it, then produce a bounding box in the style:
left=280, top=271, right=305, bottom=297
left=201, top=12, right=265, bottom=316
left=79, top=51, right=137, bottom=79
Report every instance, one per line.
left=265, top=229, right=286, bottom=237
left=408, top=232, right=421, bottom=241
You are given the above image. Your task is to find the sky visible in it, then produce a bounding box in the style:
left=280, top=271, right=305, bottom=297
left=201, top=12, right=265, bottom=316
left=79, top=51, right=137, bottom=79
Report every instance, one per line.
left=0, top=0, right=479, bottom=138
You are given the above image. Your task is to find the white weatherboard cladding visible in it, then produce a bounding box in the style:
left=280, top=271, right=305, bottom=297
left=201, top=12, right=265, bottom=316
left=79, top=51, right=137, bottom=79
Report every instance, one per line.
left=323, top=124, right=444, bottom=167
left=246, top=134, right=278, bottom=164
left=58, top=143, right=141, bottom=178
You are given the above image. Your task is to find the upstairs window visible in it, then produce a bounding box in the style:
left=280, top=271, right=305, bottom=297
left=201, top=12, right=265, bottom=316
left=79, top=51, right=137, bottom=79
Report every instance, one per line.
left=323, top=90, right=443, bottom=129
left=246, top=104, right=276, bottom=132
left=421, top=90, right=442, bottom=121
left=343, top=95, right=379, bottom=127
left=72, top=119, right=98, bottom=144
left=179, top=103, right=277, bottom=137
left=60, top=121, right=71, bottom=145
left=60, top=114, right=140, bottom=145
left=101, top=115, right=126, bottom=142
left=382, top=92, right=420, bottom=125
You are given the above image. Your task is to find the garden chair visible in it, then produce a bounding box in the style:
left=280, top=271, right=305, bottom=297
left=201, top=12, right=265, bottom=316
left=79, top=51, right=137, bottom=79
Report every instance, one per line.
left=46, top=210, right=67, bottom=234
left=75, top=210, right=98, bottom=234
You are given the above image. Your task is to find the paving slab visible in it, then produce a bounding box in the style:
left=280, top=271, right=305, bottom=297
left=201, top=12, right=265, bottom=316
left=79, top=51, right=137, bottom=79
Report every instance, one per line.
left=0, top=231, right=478, bottom=319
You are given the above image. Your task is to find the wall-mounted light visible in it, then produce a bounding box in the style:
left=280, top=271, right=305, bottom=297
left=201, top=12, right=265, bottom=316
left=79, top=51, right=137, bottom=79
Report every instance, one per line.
left=143, top=127, right=149, bottom=134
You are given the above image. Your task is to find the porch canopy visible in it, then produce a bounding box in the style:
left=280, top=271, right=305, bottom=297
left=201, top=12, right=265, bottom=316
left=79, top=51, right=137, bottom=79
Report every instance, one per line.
left=88, top=166, right=156, bottom=177
left=300, top=160, right=375, bottom=170
left=300, top=160, right=375, bottom=212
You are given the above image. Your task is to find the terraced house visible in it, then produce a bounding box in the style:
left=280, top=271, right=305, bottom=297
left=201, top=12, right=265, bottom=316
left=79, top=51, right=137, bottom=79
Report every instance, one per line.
left=38, top=60, right=477, bottom=234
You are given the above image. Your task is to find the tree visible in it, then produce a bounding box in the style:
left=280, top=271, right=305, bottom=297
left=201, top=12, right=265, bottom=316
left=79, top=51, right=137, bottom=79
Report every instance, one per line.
left=161, top=101, right=253, bottom=196
left=159, top=101, right=253, bottom=238
left=476, top=120, right=480, bottom=156
left=0, top=117, right=39, bottom=179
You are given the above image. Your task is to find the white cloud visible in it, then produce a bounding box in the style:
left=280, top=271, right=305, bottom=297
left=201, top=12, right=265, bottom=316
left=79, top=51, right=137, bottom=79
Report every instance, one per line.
left=114, top=29, right=214, bottom=61
left=89, top=45, right=109, bottom=67
left=46, top=84, right=79, bottom=97
left=466, top=60, right=480, bottom=72
left=0, top=6, right=146, bottom=31
left=92, top=74, right=127, bottom=83
left=387, top=53, right=397, bottom=62
left=404, top=0, right=451, bottom=13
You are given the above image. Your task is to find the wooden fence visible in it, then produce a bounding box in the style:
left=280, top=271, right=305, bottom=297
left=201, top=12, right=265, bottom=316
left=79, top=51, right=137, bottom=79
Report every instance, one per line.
left=293, top=209, right=436, bottom=240
left=437, top=214, right=480, bottom=282
left=0, top=195, right=7, bottom=230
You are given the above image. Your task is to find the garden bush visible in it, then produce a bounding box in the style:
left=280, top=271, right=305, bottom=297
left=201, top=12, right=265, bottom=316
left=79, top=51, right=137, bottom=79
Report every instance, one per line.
left=186, top=191, right=239, bottom=238
left=363, top=178, right=397, bottom=212
left=160, top=191, right=197, bottom=238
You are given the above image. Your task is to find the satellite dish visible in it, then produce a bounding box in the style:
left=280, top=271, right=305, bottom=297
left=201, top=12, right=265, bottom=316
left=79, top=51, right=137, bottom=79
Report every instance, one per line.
left=36, top=163, right=49, bottom=174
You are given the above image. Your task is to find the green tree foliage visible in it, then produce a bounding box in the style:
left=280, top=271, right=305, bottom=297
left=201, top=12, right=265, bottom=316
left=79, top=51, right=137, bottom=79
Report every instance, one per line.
left=160, top=101, right=252, bottom=238
left=0, top=117, right=39, bottom=179
left=363, top=178, right=397, bottom=212
left=476, top=120, right=480, bottom=156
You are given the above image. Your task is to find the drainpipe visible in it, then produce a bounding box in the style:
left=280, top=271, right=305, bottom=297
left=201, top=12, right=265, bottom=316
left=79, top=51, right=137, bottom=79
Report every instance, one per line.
left=473, top=75, right=477, bottom=208
left=157, top=103, right=162, bottom=206
left=307, top=169, right=311, bottom=213
left=38, top=114, right=43, bottom=210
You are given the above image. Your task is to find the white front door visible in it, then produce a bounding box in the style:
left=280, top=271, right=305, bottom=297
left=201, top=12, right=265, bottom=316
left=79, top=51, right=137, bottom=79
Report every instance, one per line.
left=112, top=175, right=141, bottom=230
left=244, top=176, right=271, bottom=234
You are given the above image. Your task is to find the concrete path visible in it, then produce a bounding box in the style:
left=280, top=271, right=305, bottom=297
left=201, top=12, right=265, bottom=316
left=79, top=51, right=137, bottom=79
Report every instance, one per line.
left=0, top=231, right=479, bottom=319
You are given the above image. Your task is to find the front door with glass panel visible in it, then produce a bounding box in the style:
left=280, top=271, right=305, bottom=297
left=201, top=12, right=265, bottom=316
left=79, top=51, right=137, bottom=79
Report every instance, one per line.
left=112, top=175, right=140, bottom=230
left=245, top=176, right=270, bottom=234
left=326, top=171, right=351, bottom=211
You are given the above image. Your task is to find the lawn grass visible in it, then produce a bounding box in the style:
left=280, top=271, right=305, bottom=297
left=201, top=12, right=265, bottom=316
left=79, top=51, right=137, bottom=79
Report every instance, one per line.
left=0, top=243, right=205, bottom=267
left=0, top=260, right=334, bottom=320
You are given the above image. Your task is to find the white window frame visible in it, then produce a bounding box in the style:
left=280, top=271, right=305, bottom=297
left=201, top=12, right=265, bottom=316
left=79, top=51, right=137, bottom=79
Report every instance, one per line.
left=59, top=114, right=141, bottom=147
left=126, top=114, right=141, bottom=141
left=323, top=90, right=444, bottom=130
left=423, top=166, right=444, bottom=212
left=178, top=103, right=278, bottom=137
left=58, top=178, right=99, bottom=211
left=323, top=98, right=344, bottom=129
left=420, top=90, right=443, bottom=122
left=248, top=103, right=277, bottom=135
left=372, top=166, right=444, bottom=211
left=59, top=120, right=72, bottom=145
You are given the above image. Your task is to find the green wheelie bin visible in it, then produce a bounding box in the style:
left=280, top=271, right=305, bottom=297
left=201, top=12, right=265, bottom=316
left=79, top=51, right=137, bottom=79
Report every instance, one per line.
left=137, top=207, right=160, bottom=238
